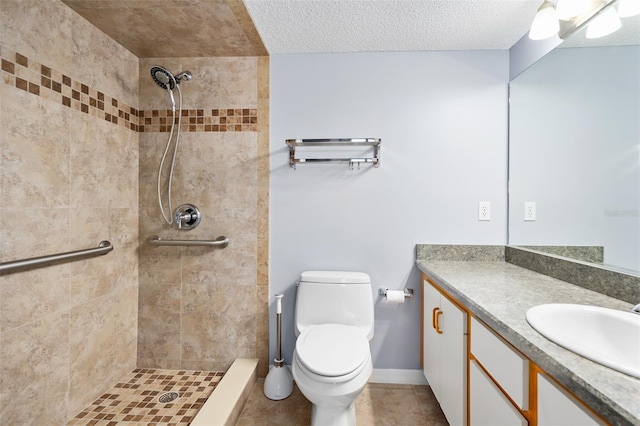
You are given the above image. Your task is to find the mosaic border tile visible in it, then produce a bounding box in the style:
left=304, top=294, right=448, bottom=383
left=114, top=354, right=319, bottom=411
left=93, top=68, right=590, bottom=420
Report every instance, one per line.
left=1, top=46, right=140, bottom=132
left=0, top=46, right=257, bottom=133
left=139, top=108, right=258, bottom=133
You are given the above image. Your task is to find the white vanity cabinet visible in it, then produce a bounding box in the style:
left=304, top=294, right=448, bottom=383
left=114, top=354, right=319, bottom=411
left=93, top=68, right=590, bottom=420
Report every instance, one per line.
left=420, top=272, right=611, bottom=426
left=422, top=279, right=467, bottom=426
left=470, top=316, right=529, bottom=425
left=537, top=372, right=605, bottom=426
left=470, top=359, right=528, bottom=426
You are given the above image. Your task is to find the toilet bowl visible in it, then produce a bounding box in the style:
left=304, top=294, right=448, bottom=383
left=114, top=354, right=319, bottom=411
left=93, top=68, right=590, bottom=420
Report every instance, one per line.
left=292, top=324, right=373, bottom=426
left=293, top=271, right=374, bottom=426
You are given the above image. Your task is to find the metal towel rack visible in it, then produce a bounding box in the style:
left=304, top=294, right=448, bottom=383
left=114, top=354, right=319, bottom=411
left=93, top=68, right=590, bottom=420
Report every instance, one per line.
left=0, top=240, right=113, bottom=274
left=148, top=235, right=229, bottom=249
left=286, top=138, right=381, bottom=169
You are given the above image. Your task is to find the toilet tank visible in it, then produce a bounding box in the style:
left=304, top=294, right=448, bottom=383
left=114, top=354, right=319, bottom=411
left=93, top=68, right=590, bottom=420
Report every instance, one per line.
left=294, top=271, right=374, bottom=340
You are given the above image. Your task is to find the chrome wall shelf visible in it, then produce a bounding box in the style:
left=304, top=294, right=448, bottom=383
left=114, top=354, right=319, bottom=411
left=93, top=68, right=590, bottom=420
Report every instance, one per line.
left=286, top=138, right=381, bottom=169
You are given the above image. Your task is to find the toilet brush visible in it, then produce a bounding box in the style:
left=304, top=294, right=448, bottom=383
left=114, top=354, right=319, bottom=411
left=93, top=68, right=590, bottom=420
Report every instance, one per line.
left=263, top=294, right=294, bottom=400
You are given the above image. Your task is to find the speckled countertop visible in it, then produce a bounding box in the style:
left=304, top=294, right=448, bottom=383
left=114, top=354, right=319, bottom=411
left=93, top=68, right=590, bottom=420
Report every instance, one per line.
left=416, top=260, right=640, bottom=426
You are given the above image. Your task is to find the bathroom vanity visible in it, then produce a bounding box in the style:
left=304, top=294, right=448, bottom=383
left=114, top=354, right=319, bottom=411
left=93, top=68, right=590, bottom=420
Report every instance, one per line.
left=416, top=247, right=640, bottom=426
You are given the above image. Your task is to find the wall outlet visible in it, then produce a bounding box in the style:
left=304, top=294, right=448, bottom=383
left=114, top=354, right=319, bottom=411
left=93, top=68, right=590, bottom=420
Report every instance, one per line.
left=478, top=202, right=491, bottom=221
left=524, top=202, right=536, bottom=221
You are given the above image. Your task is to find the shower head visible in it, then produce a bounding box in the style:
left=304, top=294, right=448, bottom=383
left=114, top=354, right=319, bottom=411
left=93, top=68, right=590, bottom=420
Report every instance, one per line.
left=150, top=65, right=176, bottom=91
left=175, top=71, right=192, bottom=83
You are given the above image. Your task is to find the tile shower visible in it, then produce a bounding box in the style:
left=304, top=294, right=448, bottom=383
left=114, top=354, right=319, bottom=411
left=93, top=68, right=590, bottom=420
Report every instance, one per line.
left=0, top=0, right=269, bottom=424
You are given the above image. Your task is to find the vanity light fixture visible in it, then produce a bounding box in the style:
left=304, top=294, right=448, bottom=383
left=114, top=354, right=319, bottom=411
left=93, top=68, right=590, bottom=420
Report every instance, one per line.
left=617, top=0, right=640, bottom=17
left=529, top=1, right=560, bottom=40
left=555, top=0, right=591, bottom=20
left=586, top=6, right=622, bottom=38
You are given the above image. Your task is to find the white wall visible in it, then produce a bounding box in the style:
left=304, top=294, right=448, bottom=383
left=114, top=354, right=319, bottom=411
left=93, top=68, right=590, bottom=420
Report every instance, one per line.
left=269, top=51, right=509, bottom=369
left=509, top=46, right=640, bottom=272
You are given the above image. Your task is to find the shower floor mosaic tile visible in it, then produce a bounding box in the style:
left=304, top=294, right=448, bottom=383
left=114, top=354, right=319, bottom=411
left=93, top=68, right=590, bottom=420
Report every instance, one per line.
left=67, top=368, right=224, bottom=426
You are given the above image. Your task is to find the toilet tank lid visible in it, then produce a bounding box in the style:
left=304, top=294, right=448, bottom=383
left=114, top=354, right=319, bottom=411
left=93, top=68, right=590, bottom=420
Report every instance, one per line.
left=300, top=271, right=370, bottom=284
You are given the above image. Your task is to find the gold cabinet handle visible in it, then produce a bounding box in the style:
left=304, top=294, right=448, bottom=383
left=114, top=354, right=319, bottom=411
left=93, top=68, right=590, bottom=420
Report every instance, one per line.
left=432, top=307, right=439, bottom=330
left=435, top=309, right=443, bottom=334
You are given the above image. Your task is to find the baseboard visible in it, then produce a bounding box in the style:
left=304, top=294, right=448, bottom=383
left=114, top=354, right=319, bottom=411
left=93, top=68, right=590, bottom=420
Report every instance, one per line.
left=369, top=368, right=429, bottom=385
left=271, top=365, right=429, bottom=386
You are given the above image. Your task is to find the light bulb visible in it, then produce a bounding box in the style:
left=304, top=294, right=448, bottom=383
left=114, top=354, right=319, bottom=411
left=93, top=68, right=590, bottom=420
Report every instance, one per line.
left=529, top=1, right=560, bottom=40
left=556, top=0, right=591, bottom=20
left=586, top=7, right=622, bottom=39
left=618, top=0, right=640, bottom=18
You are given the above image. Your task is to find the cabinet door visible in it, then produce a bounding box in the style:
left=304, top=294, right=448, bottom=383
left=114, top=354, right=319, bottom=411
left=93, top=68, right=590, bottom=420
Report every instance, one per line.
left=439, top=294, right=467, bottom=426
left=470, top=360, right=527, bottom=426
left=423, top=280, right=442, bottom=399
left=471, top=317, right=528, bottom=409
left=538, top=373, right=604, bottom=426
left=422, top=279, right=467, bottom=426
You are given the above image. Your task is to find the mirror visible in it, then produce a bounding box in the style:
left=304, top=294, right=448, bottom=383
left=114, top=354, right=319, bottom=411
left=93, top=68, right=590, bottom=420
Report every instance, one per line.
left=509, top=7, right=640, bottom=274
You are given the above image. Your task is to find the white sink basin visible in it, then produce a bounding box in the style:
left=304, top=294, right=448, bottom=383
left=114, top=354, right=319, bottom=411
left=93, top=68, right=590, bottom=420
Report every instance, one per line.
left=526, top=304, right=640, bottom=378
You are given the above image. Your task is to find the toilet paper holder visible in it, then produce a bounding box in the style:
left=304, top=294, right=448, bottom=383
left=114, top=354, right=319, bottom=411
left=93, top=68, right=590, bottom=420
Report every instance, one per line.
left=378, top=288, right=414, bottom=299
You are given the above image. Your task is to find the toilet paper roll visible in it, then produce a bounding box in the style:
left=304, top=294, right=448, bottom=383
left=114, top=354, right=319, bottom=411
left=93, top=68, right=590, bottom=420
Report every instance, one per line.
left=385, top=290, right=405, bottom=304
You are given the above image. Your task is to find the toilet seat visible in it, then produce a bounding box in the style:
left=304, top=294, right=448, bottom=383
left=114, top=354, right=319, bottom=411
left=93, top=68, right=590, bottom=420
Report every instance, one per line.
left=295, top=324, right=370, bottom=383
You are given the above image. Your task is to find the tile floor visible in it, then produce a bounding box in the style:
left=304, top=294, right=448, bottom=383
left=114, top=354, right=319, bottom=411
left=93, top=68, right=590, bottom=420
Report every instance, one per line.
left=67, top=369, right=224, bottom=426
left=236, top=380, right=449, bottom=426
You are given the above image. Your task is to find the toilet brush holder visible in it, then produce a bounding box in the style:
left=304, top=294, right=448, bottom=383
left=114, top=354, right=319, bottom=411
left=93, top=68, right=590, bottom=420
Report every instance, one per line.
left=264, top=294, right=293, bottom=400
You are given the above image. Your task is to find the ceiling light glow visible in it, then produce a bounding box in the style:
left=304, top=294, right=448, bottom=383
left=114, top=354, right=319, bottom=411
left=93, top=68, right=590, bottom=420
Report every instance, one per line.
left=556, top=0, right=591, bottom=20
left=586, top=7, right=622, bottom=39
left=529, top=1, right=560, bottom=40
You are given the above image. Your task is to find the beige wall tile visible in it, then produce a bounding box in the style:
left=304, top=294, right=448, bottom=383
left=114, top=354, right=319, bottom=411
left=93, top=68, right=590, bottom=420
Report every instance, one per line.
left=0, top=0, right=73, bottom=78
left=0, top=208, right=72, bottom=332
left=69, top=10, right=139, bottom=108
left=136, top=357, right=182, bottom=370
left=1, top=0, right=138, bottom=108
left=138, top=55, right=267, bottom=372
left=256, top=284, right=269, bottom=378
left=0, top=313, right=70, bottom=425
left=0, top=86, right=71, bottom=209
left=137, top=279, right=182, bottom=360
left=108, top=207, right=140, bottom=293
left=1, top=0, right=272, bottom=420
left=139, top=57, right=258, bottom=110
left=63, top=1, right=263, bottom=58
left=68, top=288, right=137, bottom=418
left=181, top=283, right=257, bottom=370
left=70, top=118, right=138, bottom=209
left=139, top=133, right=171, bottom=209
left=0, top=1, right=140, bottom=423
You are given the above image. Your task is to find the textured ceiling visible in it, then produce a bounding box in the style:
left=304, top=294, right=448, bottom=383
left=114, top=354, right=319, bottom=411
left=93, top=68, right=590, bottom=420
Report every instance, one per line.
left=61, top=0, right=639, bottom=58
left=243, top=0, right=543, bottom=53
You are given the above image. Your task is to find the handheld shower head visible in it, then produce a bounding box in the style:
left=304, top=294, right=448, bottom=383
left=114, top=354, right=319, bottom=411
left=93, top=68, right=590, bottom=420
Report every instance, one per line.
left=165, top=86, right=176, bottom=112
left=150, top=65, right=176, bottom=90
left=150, top=66, right=193, bottom=111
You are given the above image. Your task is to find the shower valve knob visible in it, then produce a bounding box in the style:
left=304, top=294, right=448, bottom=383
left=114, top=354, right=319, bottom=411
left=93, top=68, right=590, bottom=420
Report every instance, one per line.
left=174, top=204, right=201, bottom=230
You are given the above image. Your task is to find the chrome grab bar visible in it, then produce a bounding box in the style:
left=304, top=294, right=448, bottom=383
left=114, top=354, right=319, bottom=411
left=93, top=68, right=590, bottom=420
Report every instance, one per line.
left=0, top=240, right=113, bottom=274
left=148, top=235, right=229, bottom=249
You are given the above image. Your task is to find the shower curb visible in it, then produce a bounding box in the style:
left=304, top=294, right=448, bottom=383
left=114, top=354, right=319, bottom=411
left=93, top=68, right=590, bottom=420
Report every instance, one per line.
left=191, top=358, right=258, bottom=426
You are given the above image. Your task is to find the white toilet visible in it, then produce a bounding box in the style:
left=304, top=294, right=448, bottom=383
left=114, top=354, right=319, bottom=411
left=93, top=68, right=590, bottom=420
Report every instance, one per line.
left=292, top=270, right=374, bottom=426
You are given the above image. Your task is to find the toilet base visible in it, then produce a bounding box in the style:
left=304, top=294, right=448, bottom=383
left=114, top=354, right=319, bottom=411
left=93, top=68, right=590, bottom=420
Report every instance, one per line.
left=311, top=402, right=356, bottom=426
left=292, top=350, right=372, bottom=426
